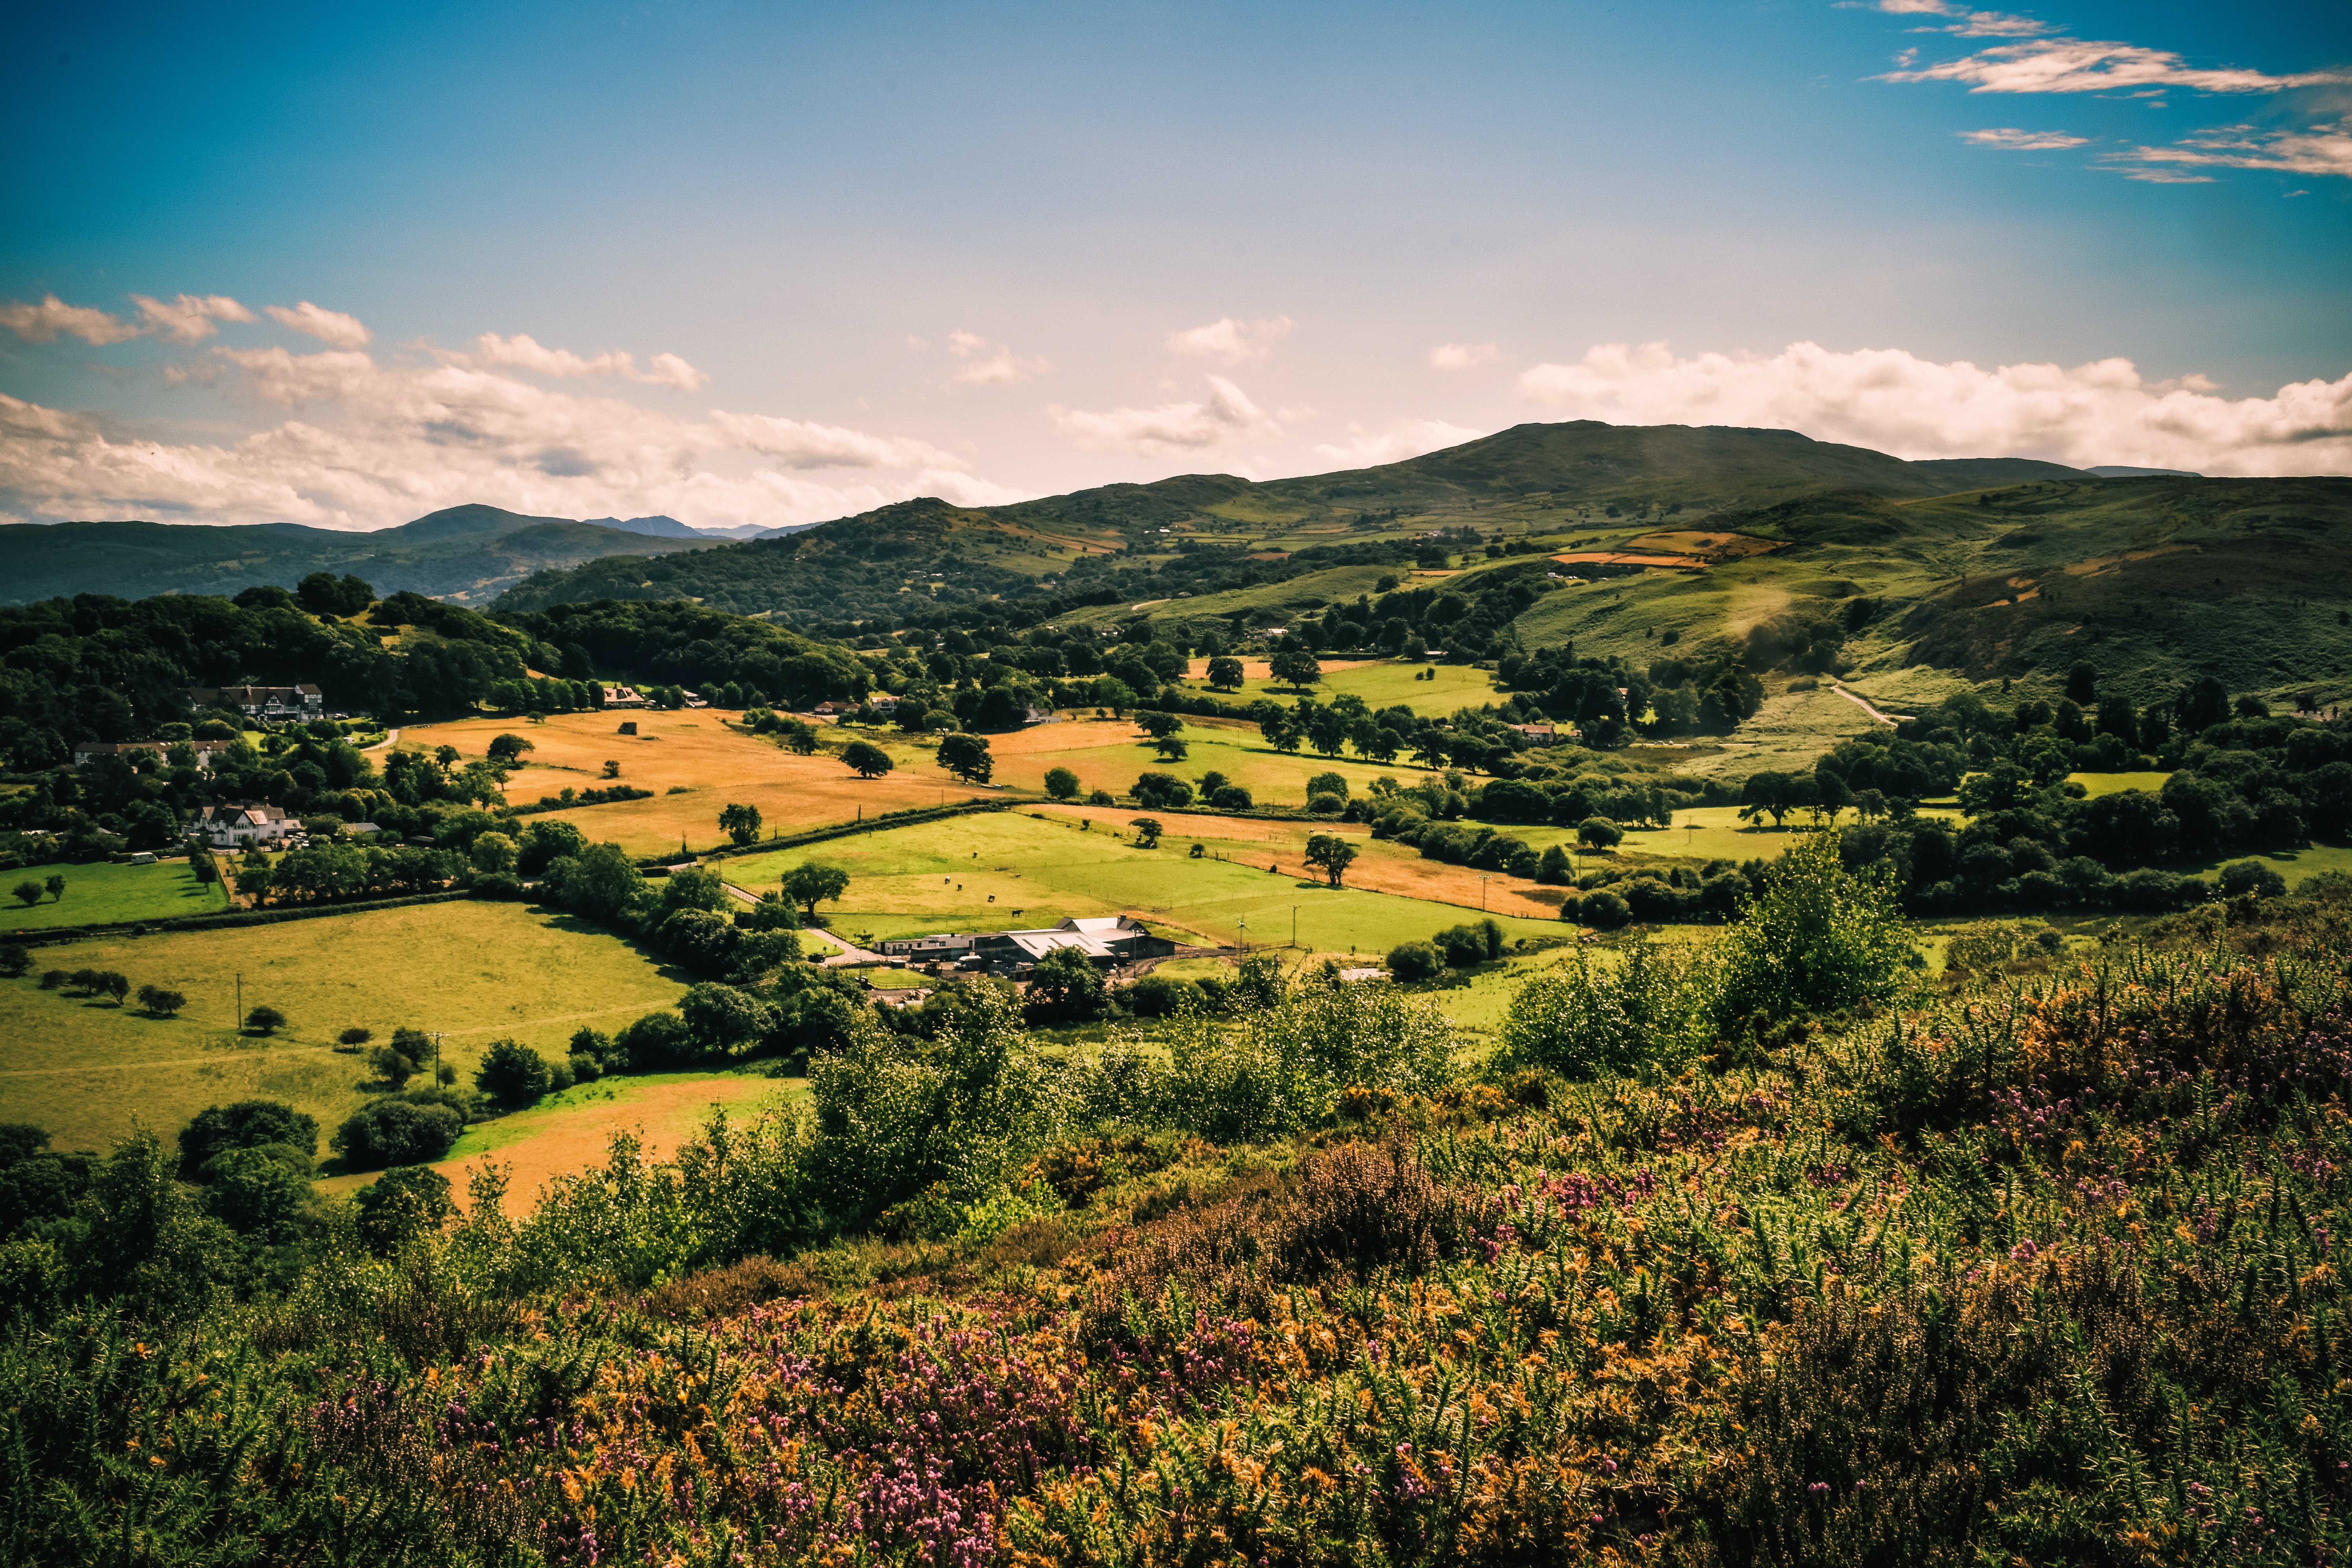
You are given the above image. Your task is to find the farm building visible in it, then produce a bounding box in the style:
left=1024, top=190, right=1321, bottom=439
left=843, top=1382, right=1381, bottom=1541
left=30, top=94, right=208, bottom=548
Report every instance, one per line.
left=182, top=684, right=324, bottom=721
left=878, top=915, right=1178, bottom=975
left=189, top=802, right=298, bottom=849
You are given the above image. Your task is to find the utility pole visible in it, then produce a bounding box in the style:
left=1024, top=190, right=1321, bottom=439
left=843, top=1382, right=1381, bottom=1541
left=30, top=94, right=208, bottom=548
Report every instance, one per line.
left=430, top=1032, right=447, bottom=1086
left=235, top=973, right=241, bottom=1030
left=1291, top=906, right=1298, bottom=949
left=1238, top=918, right=1247, bottom=954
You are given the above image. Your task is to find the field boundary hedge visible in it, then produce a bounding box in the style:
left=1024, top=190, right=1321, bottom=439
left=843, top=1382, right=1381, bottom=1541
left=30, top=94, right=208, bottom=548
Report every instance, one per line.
left=5, top=888, right=477, bottom=948
left=648, top=799, right=1016, bottom=868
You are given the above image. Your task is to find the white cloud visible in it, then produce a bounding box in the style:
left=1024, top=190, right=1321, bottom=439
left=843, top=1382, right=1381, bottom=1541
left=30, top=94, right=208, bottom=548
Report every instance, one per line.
left=1430, top=341, right=1505, bottom=370
left=1312, top=419, right=1487, bottom=468
left=131, top=293, right=255, bottom=343
left=1959, top=127, right=2091, bottom=149
left=0, top=340, right=1025, bottom=532
left=1165, top=316, right=1293, bottom=368
left=0, top=294, right=142, bottom=346
left=1049, top=375, right=1286, bottom=456
left=2110, top=118, right=2352, bottom=182
left=1880, top=35, right=2348, bottom=95
left=946, top=329, right=989, bottom=357
left=1515, top=339, right=2352, bottom=477
left=469, top=332, right=711, bottom=390
left=931, top=329, right=1050, bottom=385
left=1861, top=0, right=2053, bottom=39
left=263, top=301, right=373, bottom=349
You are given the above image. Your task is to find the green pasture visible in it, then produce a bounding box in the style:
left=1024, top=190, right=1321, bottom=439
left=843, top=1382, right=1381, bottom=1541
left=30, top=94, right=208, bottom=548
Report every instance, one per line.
left=725, top=811, right=1563, bottom=955
left=992, top=720, right=1448, bottom=809
left=2070, top=771, right=2172, bottom=798
left=1, top=858, right=230, bottom=934
left=1161, top=659, right=1501, bottom=719
left=0, top=900, right=687, bottom=1156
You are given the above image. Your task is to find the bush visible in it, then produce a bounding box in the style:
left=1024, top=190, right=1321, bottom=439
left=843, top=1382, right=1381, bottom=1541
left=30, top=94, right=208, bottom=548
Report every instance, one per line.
left=337, top=1026, right=373, bottom=1048
left=1120, top=973, right=1199, bottom=1018
left=0, top=944, right=28, bottom=978
left=1576, top=889, right=1632, bottom=929
left=1211, top=784, right=1254, bottom=811
left=1386, top=940, right=1444, bottom=983
left=1086, top=789, right=1115, bottom=806
left=136, top=984, right=186, bottom=1017
left=244, top=1005, right=287, bottom=1035
left=2218, top=859, right=2288, bottom=900
left=1306, top=792, right=1345, bottom=815
left=475, top=1039, right=552, bottom=1109
left=1496, top=935, right=1701, bottom=1080
left=352, top=1164, right=457, bottom=1256
left=179, top=1100, right=321, bottom=1176
left=1433, top=920, right=1503, bottom=967
left=368, top=1044, right=419, bottom=1087
left=332, top=1098, right=464, bottom=1171
left=1707, top=829, right=1910, bottom=1033
left=568, top=1052, right=603, bottom=1083
left=1160, top=976, right=1454, bottom=1142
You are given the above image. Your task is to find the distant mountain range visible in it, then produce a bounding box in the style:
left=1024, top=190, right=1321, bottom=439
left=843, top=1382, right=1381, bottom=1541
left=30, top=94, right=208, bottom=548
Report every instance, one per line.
left=0, top=505, right=814, bottom=606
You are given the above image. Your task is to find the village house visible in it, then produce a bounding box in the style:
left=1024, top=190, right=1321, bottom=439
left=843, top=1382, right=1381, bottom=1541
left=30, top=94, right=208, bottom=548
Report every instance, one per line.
left=73, top=739, right=237, bottom=770
left=189, top=802, right=299, bottom=849
left=602, top=686, right=650, bottom=708
left=182, top=684, right=324, bottom=721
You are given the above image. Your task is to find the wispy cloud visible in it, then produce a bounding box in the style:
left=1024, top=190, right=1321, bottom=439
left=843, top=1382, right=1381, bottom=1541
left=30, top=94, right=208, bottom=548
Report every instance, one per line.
left=941, top=329, right=1050, bottom=386
left=263, top=301, right=373, bottom=349
left=1959, top=127, right=2091, bottom=149
left=1861, top=1, right=2053, bottom=40
left=1312, top=419, right=1486, bottom=468
left=1165, top=316, right=1293, bottom=368
left=131, top=293, right=255, bottom=343
left=1429, top=342, right=1505, bottom=370
left=1049, top=375, right=1285, bottom=456
left=1880, top=34, right=2348, bottom=96
left=0, top=294, right=143, bottom=346
left=1515, top=339, right=2352, bottom=477
left=470, top=332, right=710, bottom=390
left=2109, top=117, right=2352, bottom=182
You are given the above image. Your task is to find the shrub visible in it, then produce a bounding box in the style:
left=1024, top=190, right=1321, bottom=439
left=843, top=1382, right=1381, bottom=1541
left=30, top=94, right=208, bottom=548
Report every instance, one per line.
left=1707, top=829, right=1910, bottom=1033
left=136, top=985, right=186, bottom=1017
left=338, top=1026, right=373, bottom=1048
left=368, top=1044, right=419, bottom=1087
left=1433, top=920, right=1502, bottom=967
left=1087, top=789, right=1116, bottom=806
left=1160, top=977, right=1454, bottom=1142
left=1577, top=889, right=1632, bottom=929
left=38, top=969, right=66, bottom=990
left=1120, top=973, right=1199, bottom=1018
left=353, top=1164, right=457, bottom=1256
left=1577, top=816, right=1623, bottom=851
left=2218, top=859, right=2288, bottom=900
left=0, top=944, right=28, bottom=978
left=1211, top=784, right=1253, bottom=811
left=1386, top=940, right=1443, bottom=983
left=244, top=1005, right=287, bottom=1035
left=568, top=1052, right=603, bottom=1083
left=1306, top=792, right=1345, bottom=815
left=1044, top=766, right=1080, bottom=800
left=1496, top=935, right=1702, bottom=1080
left=179, top=1100, right=321, bottom=1176
left=332, top=1098, right=464, bottom=1171
left=475, top=1039, right=552, bottom=1109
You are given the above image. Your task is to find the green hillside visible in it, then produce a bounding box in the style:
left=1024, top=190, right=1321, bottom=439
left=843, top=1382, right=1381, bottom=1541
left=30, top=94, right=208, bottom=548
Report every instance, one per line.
left=0, top=505, right=718, bottom=607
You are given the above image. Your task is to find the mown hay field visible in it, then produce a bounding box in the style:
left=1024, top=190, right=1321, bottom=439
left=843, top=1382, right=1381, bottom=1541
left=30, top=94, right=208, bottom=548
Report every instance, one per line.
left=317, top=1071, right=792, bottom=1216
left=0, top=900, right=687, bottom=1156
left=722, top=809, right=1565, bottom=954
left=400, top=710, right=991, bottom=855
left=0, top=857, right=230, bottom=935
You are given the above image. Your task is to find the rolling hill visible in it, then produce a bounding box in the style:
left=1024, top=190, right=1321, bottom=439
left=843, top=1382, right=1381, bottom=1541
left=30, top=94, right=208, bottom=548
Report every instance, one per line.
left=0, top=504, right=723, bottom=606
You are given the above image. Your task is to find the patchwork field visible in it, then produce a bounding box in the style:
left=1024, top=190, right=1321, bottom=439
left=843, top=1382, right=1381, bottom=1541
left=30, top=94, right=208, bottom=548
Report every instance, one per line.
left=723, top=809, right=1566, bottom=955
left=981, top=715, right=1448, bottom=807
left=318, top=1071, right=791, bottom=1216
left=1, top=857, right=230, bottom=935
left=400, top=710, right=992, bottom=854
left=0, top=900, right=688, bottom=1156
left=1164, top=656, right=1501, bottom=717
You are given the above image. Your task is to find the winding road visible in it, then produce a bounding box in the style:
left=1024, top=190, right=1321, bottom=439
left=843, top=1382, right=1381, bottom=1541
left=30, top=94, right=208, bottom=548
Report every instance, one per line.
left=1828, top=681, right=1914, bottom=727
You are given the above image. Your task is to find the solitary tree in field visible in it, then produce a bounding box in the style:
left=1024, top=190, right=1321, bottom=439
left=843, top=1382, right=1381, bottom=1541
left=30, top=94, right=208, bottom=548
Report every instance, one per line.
left=11, top=881, right=38, bottom=908
left=1269, top=649, right=1322, bottom=691
left=1304, top=834, right=1359, bottom=887
left=935, top=732, right=994, bottom=784
left=245, top=1005, right=287, bottom=1036
left=782, top=862, right=851, bottom=920
left=487, top=733, right=535, bottom=765
left=1136, top=710, right=1185, bottom=740
left=719, top=802, right=764, bottom=845
left=841, top=739, right=894, bottom=778
left=136, top=984, right=185, bottom=1017
left=777, top=719, right=821, bottom=755
left=98, top=972, right=129, bottom=1005
left=1577, top=817, right=1623, bottom=853
left=44, top=875, right=65, bottom=903
left=1153, top=735, right=1189, bottom=763
left=1044, top=766, right=1080, bottom=801
left=1129, top=817, right=1165, bottom=849
left=369, top=1043, right=418, bottom=1087
left=1206, top=656, right=1245, bottom=691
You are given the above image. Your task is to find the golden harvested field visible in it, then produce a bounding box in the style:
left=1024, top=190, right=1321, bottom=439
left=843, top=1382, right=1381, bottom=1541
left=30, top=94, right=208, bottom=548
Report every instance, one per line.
left=0, top=900, right=688, bottom=1155
left=318, top=1073, right=790, bottom=1216
left=400, top=710, right=992, bottom=854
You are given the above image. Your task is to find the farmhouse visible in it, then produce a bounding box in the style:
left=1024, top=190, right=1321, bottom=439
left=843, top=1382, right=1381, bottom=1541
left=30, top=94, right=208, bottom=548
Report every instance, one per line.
left=73, top=739, right=237, bottom=770
left=878, top=914, right=1178, bottom=975
left=189, top=802, right=298, bottom=849
left=603, top=686, right=651, bottom=708
left=183, top=684, right=324, bottom=721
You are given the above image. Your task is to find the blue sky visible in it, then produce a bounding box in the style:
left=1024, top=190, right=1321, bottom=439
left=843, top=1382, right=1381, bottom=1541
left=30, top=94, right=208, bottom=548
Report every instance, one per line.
left=2, top=0, right=2345, bottom=529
